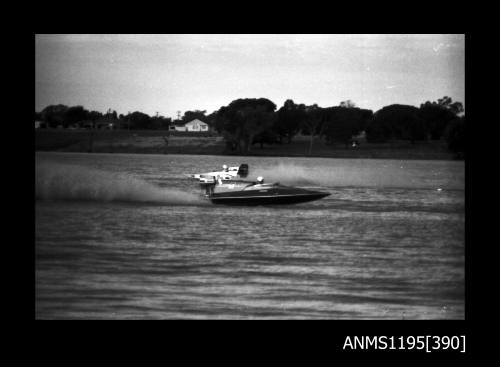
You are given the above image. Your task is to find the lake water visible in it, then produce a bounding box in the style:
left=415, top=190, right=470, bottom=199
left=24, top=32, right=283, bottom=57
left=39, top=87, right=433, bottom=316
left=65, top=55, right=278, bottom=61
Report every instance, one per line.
left=35, top=152, right=465, bottom=319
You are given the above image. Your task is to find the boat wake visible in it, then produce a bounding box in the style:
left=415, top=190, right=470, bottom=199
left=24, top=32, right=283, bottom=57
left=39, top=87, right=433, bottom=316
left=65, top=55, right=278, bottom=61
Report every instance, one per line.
left=251, top=162, right=440, bottom=189
left=36, top=162, right=206, bottom=205
left=252, top=164, right=319, bottom=187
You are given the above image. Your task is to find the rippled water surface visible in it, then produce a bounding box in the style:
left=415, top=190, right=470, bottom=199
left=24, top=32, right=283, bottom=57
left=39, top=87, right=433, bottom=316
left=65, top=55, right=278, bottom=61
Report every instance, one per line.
left=35, top=152, right=465, bottom=319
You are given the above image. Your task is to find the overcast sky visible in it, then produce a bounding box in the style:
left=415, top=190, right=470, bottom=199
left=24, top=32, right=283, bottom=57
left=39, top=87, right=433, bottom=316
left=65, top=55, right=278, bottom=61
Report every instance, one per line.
left=35, top=34, right=465, bottom=118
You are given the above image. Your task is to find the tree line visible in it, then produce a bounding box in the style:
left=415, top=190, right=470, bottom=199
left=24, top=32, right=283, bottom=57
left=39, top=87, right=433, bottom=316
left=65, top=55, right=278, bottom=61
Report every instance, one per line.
left=211, top=96, right=465, bottom=158
left=36, top=96, right=465, bottom=158
left=35, top=105, right=214, bottom=131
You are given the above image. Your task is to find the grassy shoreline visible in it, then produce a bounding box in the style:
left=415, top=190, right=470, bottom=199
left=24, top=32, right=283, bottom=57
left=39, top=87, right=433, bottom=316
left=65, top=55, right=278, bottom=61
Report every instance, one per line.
left=35, top=129, right=458, bottom=160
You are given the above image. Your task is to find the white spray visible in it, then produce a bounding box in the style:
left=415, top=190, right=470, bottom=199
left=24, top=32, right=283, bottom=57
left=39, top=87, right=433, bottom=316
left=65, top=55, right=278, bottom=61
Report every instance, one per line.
left=36, top=162, right=205, bottom=205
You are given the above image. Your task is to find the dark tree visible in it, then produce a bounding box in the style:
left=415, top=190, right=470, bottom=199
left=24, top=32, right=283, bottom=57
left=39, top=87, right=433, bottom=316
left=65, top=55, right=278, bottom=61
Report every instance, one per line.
left=64, top=106, right=88, bottom=126
left=127, top=111, right=152, bottom=130
left=444, top=115, right=465, bottom=158
left=419, top=97, right=463, bottom=140
left=87, top=110, right=103, bottom=124
left=41, top=104, right=69, bottom=128
left=182, top=110, right=207, bottom=123
left=214, top=98, right=277, bottom=153
left=150, top=115, right=172, bottom=130
left=301, top=104, right=326, bottom=155
left=339, top=100, right=356, bottom=108
left=253, top=129, right=279, bottom=149
left=274, top=99, right=306, bottom=144
left=367, top=104, right=425, bottom=143
left=436, top=96, right=464, bottom=115
left=322, top=106, right=373, bottom=147
left=204, top=111, right=218, bottom=128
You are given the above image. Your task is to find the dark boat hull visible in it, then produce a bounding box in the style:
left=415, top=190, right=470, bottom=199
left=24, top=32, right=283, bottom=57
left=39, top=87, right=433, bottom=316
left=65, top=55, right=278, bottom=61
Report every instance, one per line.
left=209, top=191, right=330, bottom=205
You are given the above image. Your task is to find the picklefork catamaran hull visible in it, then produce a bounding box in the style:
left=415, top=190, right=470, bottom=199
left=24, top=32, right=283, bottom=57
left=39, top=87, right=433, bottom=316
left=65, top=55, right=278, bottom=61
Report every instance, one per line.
left=209, top=191, right=330, bottom=205
left=206, top=181, right=330, bottom=205
left=189, top=164, right=330, bottom=205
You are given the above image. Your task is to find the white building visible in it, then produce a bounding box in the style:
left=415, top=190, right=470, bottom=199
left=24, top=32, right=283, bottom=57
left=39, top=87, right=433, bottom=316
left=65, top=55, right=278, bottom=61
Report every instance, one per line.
left=185, top=119, right=209, bottom=132
left=170, top=123, right=186, bottom=132
left=169, top=119, right=209, bottom=132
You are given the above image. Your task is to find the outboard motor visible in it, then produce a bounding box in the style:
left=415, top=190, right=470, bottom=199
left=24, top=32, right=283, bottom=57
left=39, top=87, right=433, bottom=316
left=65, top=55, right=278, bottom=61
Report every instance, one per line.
left=237, top=164, right=249, bottom=178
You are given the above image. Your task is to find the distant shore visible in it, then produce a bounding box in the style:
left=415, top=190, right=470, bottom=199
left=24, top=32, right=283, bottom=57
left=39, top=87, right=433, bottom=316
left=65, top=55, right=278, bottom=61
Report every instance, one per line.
left=35, top=129, right=459, bottom=160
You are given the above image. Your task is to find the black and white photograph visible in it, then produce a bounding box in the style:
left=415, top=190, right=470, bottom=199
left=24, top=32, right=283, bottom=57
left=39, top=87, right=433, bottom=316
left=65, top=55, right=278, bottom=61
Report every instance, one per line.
left=35, top=34, right=465, bottom=320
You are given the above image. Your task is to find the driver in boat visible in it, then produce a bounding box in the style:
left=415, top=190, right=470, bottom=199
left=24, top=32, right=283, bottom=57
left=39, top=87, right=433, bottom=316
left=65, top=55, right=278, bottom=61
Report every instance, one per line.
left=220, top=164, right=232, bottom=180
left=257, top=176, right=264, bottom=185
